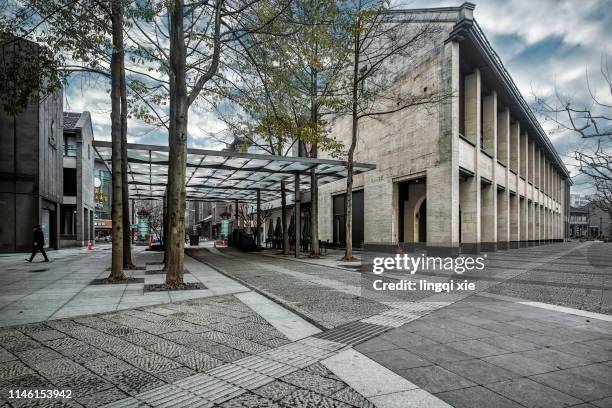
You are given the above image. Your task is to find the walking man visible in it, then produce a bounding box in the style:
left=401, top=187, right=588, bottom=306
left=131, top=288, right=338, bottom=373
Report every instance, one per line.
left=26, top=225, right=49, bottom=262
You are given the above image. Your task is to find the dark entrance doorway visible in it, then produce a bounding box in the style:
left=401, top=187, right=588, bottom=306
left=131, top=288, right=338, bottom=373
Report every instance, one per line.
left=332, top=190, right=364, bottom=248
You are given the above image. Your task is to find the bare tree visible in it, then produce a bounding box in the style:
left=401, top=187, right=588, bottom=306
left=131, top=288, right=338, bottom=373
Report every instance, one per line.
left=340, top=1, right=452, bottom=260
left=533, top=57, right=611, bottom=219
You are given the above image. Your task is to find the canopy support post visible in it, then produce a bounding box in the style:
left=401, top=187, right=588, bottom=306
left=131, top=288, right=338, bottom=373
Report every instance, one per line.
left=256, top=190, right=261, bottom=251
left=294, top=173, right=300, bottom=258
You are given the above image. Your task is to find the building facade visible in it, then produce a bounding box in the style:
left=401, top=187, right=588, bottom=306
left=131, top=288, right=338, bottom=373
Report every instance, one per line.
left=317, top=3, right=570, bottom=254
left=0, top=38, right=64, bottom=252
left=570, top=205, right=611, bottom=240
left=60, top=112, right=95, bottom=247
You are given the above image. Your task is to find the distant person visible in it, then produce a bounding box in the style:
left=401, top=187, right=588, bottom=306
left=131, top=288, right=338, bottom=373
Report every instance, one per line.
left=26, top=225, right=49, bottom=263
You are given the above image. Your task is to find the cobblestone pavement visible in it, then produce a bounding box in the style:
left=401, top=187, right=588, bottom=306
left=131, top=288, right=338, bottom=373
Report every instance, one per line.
left=0, top=293, right=379, bottom=407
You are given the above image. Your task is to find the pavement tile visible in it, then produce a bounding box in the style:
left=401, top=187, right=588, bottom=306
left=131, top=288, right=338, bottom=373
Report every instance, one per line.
left=445, top=339, right=512, bottom=358
left=551, top=342, right=612, bottom=363
left=591, top=396, right=612, bottom=407
left=126, top=352, right=182, bottom=374
left=530, top=369, right=612, bottom=401
left=15, top=346, right=63, bottom=363
left=0, top=361, right=34, bottom=380
left=253, top=380, right=297, bottom=401
left=378, top=330, right=440, bottom=348
left=75, top=387, right=130, bottom=408
left=410, top=344, right=474, bottom=364
left=280, top=369, right=346, bottom=396
left=397, top=365, right=476, bottom=393
left=331, top=386, right=375, bottom=408
left=0, top=348, right=16, bottom=363
left=365, top=349, right=432, bottom=371
left=219, top=392, right=279, bottom=408
left=154, top=366, right=196, bottom=383
left=483, top=352, right=559, bottom=376
left=108, top=368, right=166, bottom=395
left=368, top=388, right=452, bottom=408
left=279, top=389, right=353, bottom=408
left=440, top=359, right=520, bottom=384
left=174, top=351, right=223, bottom=372
left=517, top=348, right=592, bottom=370
left=486, top=378, right=582, bottom=408
left=52, top=371, right=115, bottom=397
left=353, top=338, right=398, bottom=354
left=435, top=385, right=524, bottom=408
left=59, top=345, right=110, bottom=363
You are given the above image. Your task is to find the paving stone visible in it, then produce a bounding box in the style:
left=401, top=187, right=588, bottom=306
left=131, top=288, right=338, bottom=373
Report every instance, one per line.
left=59, top=345, right=110, bottom=363
left=330, top=387, right=375, bottom=408
left=219, top=392, right=280, bottom=408
left=0, top=348, right=16, bottom=363
left=75, top=387, right=130, bottom=408
left=45, top=337, right=87, bottom=350
left=279, top=389, right=353, bottom=408
left=3, top=337, right=42, bottom=353
left=397, top=364, right=476, bottom=393
left=0, top=329, right=28, bottom=343
left=0, top=361, right=34, bottom=380
left=27, top=329, right=67, bottom=342
left=32, top=358, right=87, bottom=377
left=53, top=371, right=115, bottom=397
left=530, top=369, right=612, bottom=401
left=0, top=373, right=56, bottom=395
left=109, top=368, right=166, bottom=395
left=124, top=332, right=165, bottom=347
left=146, top=340, right=193, bottom=358
left=174, top=351, right=223, bottom=372
left=365, top=349, right=432, bottom=371
left=477, top=336, right=540, bottom=352
left=15, top=347, right=63, bottom=363
left=126, top=352, right=182, bottom=374
left=436, top=385, right=524, bottom=408
left=253, top=380, right=297, bottom=401
left=279, top=370, right=345, bottom=396
left=409, top=344, right=474, bottom=364
left=440, top=359, right=520, bottom=385
left=551, top=342, right=612, bottom=363
left=354, top=338, right=398, bottom=354
left=84, top=356, right=135, bottom=377
left=445, top=339, right=512, bottom=358
left=517, top=347, right=593, bottom=370
left=483, top=353, right=558, bottom=376
left=154, top=367, right=196, bottom=383
left=486, top=378, right=582, bottom=408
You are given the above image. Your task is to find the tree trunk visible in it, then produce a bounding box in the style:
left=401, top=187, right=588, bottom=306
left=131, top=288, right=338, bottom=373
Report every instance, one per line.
left=120, top=51, right=134, bottom=269
left=108, top=0, right=125, bottom=280
left=344, top=29, right=360, bottom=261
left=165, top=0, right=187, bottom=285
left=281, top=179, right=289, bottom=255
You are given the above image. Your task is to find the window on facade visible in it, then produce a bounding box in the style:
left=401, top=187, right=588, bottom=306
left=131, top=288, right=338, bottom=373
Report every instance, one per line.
left=63, top=168, right=77, bottom=196
left=64, top=135, right=77, bottom=156
left=88, top=144, right=91, bottom=160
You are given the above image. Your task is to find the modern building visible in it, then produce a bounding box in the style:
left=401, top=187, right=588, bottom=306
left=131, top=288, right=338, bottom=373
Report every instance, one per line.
left=59, top=111, right=95, bottom=247
left=570, top=204, right=611, bottom=240
left=0, top=39, right=64, bottom=252
left=94, top=157, right=112, bottom=239
left=570, top=193, right=592, bottom=208
left=315, top=3, right=570, bottom=254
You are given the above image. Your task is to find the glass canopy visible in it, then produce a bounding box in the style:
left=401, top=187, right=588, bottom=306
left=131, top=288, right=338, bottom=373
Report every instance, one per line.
left=93, top=141, right=376, bottom=203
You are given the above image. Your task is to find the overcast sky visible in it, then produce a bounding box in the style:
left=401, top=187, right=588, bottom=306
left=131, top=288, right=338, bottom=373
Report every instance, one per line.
left=65, top=0, right=612, bottom=193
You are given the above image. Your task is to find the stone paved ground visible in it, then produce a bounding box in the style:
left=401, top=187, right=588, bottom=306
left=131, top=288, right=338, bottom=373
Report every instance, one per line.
left=0, top=292, right=378, bottom=408
left=193, top=242, right=612, bottom=407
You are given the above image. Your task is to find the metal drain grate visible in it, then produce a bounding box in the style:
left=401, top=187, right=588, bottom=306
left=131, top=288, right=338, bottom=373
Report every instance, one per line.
left=313, top=321, right=390, bottom=346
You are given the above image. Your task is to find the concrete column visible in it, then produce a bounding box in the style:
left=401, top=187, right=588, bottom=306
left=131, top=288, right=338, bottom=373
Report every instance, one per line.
left=294, top=173, right=300, bottom=257
left=509, top=122, right=520, bottom=247
left=481, top=92, right=497, bottom=251
left=542, top=157, right=547, bottom=242
left=496, top=108, right=510, bottom=249
left=427, top=40, right=460, bottom=256
left=528, top=142, right=535, bottom=244
left=520, top=132, right=528, bottom=246
left=460, top=69, right=481, bottom=253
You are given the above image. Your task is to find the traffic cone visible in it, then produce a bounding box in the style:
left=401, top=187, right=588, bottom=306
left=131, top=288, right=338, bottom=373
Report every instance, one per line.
left=87, top=241, right=93, bottom=251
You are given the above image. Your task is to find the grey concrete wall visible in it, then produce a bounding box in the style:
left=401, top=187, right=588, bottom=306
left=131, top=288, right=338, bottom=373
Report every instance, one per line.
left=0, top=85, right=63, bottom=252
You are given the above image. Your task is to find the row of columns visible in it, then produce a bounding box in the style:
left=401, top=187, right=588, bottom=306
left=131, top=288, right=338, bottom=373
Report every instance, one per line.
left=461, top=68, right=565, bottom=252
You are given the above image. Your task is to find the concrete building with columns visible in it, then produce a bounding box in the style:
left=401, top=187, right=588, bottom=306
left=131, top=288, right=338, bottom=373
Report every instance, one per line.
left=317, top=3, right=570, bottom=254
